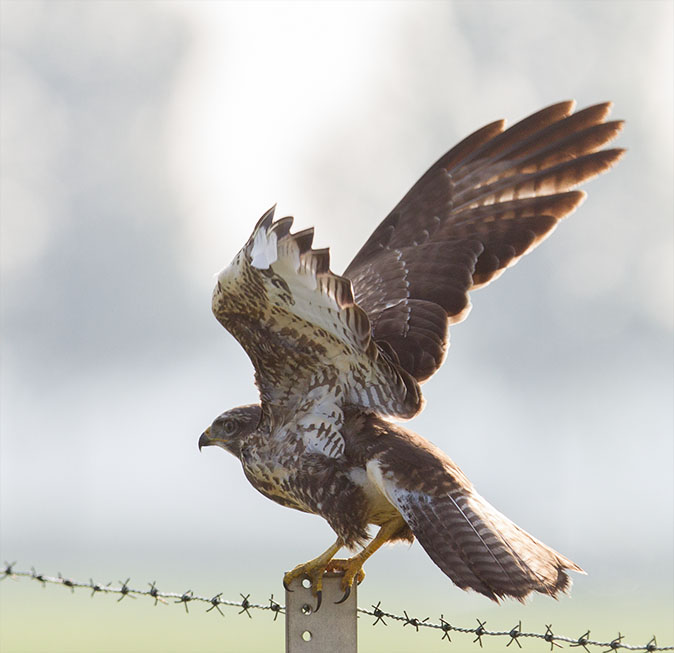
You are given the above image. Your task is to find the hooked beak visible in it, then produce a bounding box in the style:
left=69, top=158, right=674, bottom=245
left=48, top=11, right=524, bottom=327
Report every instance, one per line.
left=198, top=426, right=212, bottom=451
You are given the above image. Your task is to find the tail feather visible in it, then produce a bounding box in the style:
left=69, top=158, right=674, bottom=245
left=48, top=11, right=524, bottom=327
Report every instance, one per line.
left=372, top=450, right=583, bottom=602
left=396, top=487, right=582, bottom=601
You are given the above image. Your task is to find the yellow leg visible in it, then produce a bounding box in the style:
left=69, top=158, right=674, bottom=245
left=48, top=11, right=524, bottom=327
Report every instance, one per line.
left=283, top=538, right=343, bottom=609
left=328, top=517, right=406, bottom=603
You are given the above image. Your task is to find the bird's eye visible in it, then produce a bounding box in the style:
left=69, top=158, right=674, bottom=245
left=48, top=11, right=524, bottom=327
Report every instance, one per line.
left=223, top=419, right=237, bottom=436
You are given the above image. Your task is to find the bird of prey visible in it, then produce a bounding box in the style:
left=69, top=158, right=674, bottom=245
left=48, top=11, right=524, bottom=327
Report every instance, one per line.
left=199, top=101, right=624, bottom=607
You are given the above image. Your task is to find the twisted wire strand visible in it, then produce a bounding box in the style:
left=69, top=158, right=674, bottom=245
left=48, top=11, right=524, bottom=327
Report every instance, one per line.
left=3, top=563, right=671, bottom=651
left=1, top=563, right=282, bottom=620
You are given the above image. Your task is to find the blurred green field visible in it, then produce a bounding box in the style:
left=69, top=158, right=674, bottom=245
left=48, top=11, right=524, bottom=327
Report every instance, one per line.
left=2, top=574, right=672, bottom=653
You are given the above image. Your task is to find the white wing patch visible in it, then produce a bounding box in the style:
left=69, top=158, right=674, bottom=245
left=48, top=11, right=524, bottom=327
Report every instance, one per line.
left=250, top=226, right=278, bottom=269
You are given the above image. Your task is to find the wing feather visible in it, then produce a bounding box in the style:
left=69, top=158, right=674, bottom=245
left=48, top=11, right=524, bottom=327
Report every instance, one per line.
left=212, top=102, right=623, bottom=424
left=212, top=207, right=422, bottom=432
left=345, top=101, right=624, bottom=382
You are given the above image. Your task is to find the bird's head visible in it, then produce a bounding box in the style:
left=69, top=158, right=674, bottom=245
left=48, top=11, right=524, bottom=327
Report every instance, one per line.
left=198, top=404, right=262, bottom=459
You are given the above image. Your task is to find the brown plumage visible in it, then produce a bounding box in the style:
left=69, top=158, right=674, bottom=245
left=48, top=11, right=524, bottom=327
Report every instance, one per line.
left=199, top=101, right=624, bottom=603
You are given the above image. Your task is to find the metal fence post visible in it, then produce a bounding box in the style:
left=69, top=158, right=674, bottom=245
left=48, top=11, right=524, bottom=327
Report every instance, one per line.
left=285, top=572, right=357, bottom=653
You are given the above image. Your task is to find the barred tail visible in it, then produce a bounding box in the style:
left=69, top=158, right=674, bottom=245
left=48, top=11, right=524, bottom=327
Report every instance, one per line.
left=396, top=485, right=583, bottom=602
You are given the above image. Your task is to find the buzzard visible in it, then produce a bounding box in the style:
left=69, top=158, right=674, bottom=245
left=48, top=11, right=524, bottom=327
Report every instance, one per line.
left=199, top=101, right=624, bottom=607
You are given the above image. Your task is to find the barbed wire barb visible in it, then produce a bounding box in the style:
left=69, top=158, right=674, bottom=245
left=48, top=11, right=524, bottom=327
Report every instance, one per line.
left=206, top=592, right=224, bottom=616
left=148, top=581, right=168, bottom=606
left=268, top=594, right=282, bottom=621
left=4, top=564, right=673, bottom=651
left=506, top=620, right=522, bottom=648
left=474, top=618, right=487, bottom=647
left=370, top=600, right=387, bottom=627
left=572, top=630, right=593, bottom=652
left=439, top=614, right=452, bottom=642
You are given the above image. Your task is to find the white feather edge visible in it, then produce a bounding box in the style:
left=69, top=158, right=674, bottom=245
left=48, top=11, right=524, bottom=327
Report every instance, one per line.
left=250, top=227, right=278, bottom=269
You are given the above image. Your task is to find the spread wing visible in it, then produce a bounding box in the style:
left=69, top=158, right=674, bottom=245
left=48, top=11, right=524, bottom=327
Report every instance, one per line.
left=344, top=101, right=625, bottom=382
left=212, top=101, right=624, bottom=438
left=212, top=208, right=422, bottom=454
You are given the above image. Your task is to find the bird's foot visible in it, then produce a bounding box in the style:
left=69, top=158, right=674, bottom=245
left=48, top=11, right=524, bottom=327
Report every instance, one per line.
left=283, top=542, right=341, bottom=612
left=326, top=557, right=366, bottom=604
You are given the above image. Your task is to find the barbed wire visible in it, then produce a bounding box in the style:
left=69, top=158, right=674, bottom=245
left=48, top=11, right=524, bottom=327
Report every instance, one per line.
left=0, top=563, right=282, bottom=620
left=2, top=562, right=672, bottom=651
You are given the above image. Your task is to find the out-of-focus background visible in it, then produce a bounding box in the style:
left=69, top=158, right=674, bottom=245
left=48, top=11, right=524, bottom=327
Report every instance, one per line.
left=1, top=2, right=672, bottom=652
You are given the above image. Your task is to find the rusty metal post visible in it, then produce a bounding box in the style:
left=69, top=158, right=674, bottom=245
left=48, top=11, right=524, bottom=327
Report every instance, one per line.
left=285, top=572, right=357, bottom=653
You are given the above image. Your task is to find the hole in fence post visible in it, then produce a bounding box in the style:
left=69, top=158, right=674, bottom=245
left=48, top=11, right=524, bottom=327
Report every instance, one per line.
left=301, top=631, right=312, bottom=642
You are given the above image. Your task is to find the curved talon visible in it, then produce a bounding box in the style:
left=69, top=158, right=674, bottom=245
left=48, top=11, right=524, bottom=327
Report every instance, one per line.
left=335, top=584, right=351, bottom=604
left=282, top=539, right=343, bottom=605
